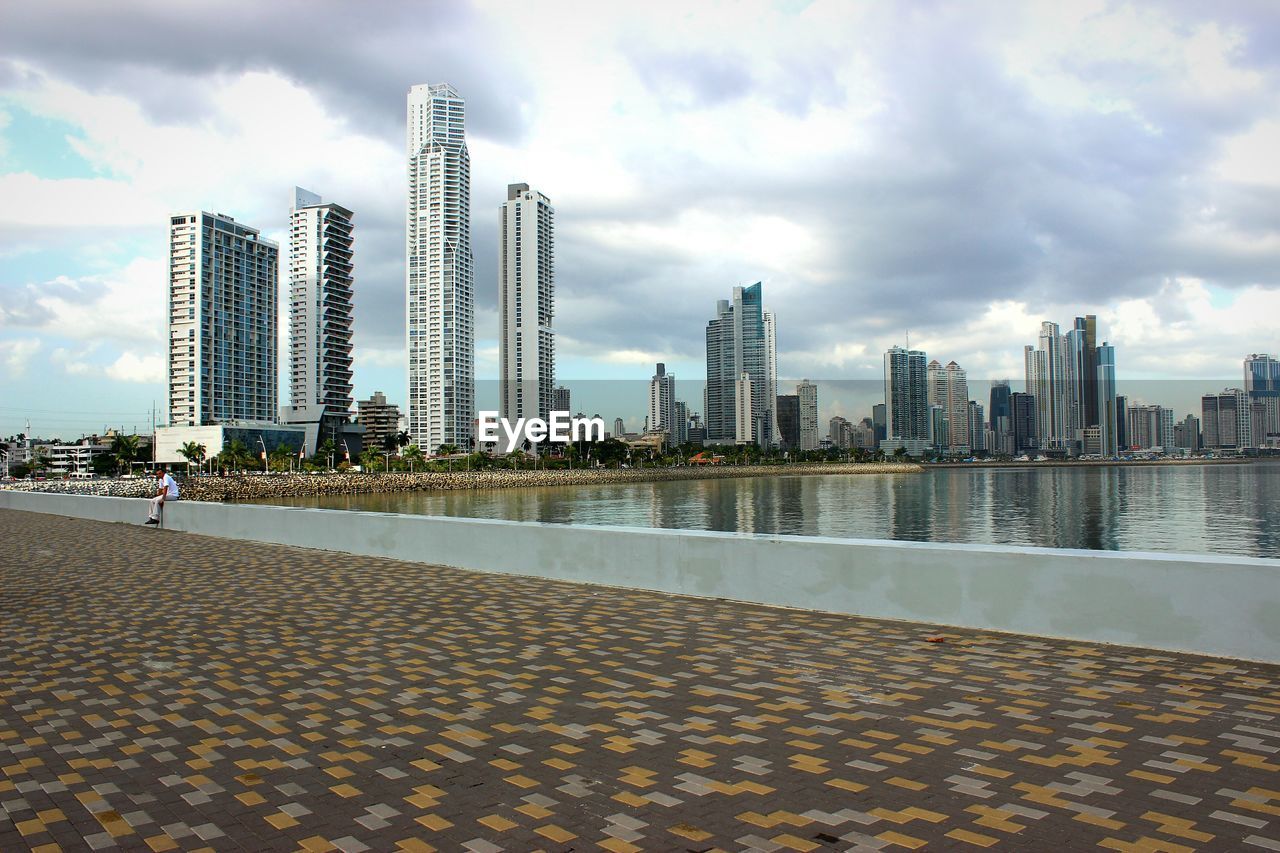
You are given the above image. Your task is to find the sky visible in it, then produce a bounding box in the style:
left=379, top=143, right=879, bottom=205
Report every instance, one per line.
left=1, top=0, right=1279, bottom=438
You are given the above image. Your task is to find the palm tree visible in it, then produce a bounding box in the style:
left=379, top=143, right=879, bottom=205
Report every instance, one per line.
left=397, top=430, right=412, bottom=451
left=223, top=439, right=252, bottom=472
left=359, top=448, right=381, bottom=471
left=110, top=433, right=140, bottom=475
left=403, top=444, right=425, bottom=472
left=178, top=441, right=206, bottom=476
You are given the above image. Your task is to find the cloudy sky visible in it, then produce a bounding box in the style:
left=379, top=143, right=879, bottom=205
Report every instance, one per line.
left=2, top=0, right=1278, bottom=437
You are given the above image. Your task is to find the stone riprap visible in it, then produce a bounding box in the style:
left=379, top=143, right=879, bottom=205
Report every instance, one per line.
left=0, top=462, right=920, bottom=502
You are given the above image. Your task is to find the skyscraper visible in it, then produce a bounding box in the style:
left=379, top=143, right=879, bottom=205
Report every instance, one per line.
left=705, top=283, right=773, bottom=445
left=672, top=401, right=690, bottom=445
left=1202, top=389, right=1252, bottom=451
left=989, top=381, right=1012, bottom=454
left=407, top=83, right=473, bottom=452
left=552, top=386, right=571, bottom=413
left=884, top=346, right=928, bottom=441
left=871, top=403, right=886, bottom=443
left=1096, top=343, right=1118, bottom=456
left=1245, top=354, right=1280, bottom=398
left=927, top=359, right=970, bottom=451
left=167, top=211, right=279, bottom=427
left=797, top=380, right=818, bottom=451
left=282, top=188, right=355, bottom=444
left=499, top=183, right=555, bottom=427
left=1025, top=322, right=1068, bottom=450
left=776, top=395, right=800, bottom=449
left=734, top=372, right=754, bottom=444
left=648, top=363, right=676, bottom=435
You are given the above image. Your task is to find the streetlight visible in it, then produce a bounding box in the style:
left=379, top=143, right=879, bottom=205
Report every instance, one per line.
left=257, top=436, right=267, bottom=474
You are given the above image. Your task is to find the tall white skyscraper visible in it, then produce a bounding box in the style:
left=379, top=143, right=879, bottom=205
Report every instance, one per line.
left=1025, top=322, right=1068, bottom=449
left=283, top=188, right=355, bottom=441
left=167, top=212, right=278, bottom=427
left=797, top=380, right=818, bottom=451
left=735, top=372, right=754, bottom=444
left=927, top=359, right=970, bottom=450
left=499, top=183, right=555, bottom=426
left=407, top=83, right=473, bottom=452
left=705, top=282, right=774, bottom=445
left=884, top=346, right=928, bottom=441
left=648, top=363, right=676, bottom=435
left=763, top=310, right=779, bottom=448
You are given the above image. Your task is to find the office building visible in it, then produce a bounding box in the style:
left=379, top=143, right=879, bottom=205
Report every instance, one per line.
left=407, top=83, right=474, bottom=451
left=499, top=183, right=555, bottom=429
left=1024, top=323, right=1069, bottom=450
left=776, top=395, right=800, bottom=449
left=705, top=283, right=774, bottom=445
left=1010, top=392, right=1038, bottom=452
left=1127, top=404, right=1173, bottom=452
left=988, top=381, right=1012, bottom=454
left=884, top=347, right=928, bottom=442
left=927, top=359, right=970, bottom=451
left=967, top=401, right=985, bottom=453
left=1202, top=389, right=1252, bottom=451
left=734, top=372, right=754, bottom=444
left=613, top=417, right=625, bottom=438
left=1114, top=394, right=1129, bottom=450
left=357, top=392, right=401, bottom=453
left=1174, top=415, right=1201, bottom=452
left=281, top=187, right=358, bottom=452
left=648, top=363, right=676, bottom=436
left=672, top=401, right=690, bottom=445
left=1245, top=353, right=1280, bottom=398
left=167, top=211, right=279, bottom=427
left=797, top=380, right=818, bottom=451
left=828, top=416, right=852, bottom=449
left=1096, top=343, right=1118, bottom=457
left=871, top=403, right=886, bottom=443
left=552, top=386, right=571, bottom=413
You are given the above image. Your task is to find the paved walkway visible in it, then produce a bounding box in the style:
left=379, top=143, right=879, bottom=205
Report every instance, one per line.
left=1, top=508, right=1278, bottom=852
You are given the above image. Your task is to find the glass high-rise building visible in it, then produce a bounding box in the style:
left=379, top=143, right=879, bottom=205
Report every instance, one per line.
left=407, top=83, right=473, bottom=452
left=884, top=346, right=928, bottom=441
left=797, top=380, right=818, bottom=450
left=499, top=183, right=555, bottom=427
left=776, top=394, right=800, bottom=450
left=167, top=211, right=279, bottom=427
left=1096, top=343, right=1118, bottom=456
left=705, top=283, right=774, bottom=445
left=283, top=188, right=355, bottom=443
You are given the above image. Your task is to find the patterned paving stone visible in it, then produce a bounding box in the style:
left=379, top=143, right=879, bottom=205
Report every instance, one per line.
left=1, top=507, right=1279, bottom=851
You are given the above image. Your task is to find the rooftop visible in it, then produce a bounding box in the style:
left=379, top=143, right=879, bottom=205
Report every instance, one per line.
left=2, top=508, right=1278, bottom=850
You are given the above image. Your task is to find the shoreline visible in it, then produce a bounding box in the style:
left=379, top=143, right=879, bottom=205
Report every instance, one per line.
left=1, top=461, right=923, bottom=502
left=924, top=457, right=1256, bottom=469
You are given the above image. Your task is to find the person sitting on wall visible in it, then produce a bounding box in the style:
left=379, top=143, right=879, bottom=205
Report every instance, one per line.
left=144, top=466, right=179, bottom=525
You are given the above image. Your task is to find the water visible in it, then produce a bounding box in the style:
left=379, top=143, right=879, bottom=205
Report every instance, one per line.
left=254, top=461, right=1280, bottom=558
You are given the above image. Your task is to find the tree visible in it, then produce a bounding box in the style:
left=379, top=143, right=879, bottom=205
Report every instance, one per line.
left=91, top=453, right=116, bottom=476
left=397, top=430, right=411, bottom=451
left=436, top=443, right=459, bottom=456
left=111, top=433, right=140, bottom=475
left=268, top=443, right=293, bottom=472
left=222, top=439, right=252, bottom=472
left=359, top=448, right=381, bottom=471
left=403, top=444, right=425, bottom=472
left=382, top=434, right=399, bottom=454
left=178, top=441, right=206, bottom=476
left=893, top=446, right=908, bottom=461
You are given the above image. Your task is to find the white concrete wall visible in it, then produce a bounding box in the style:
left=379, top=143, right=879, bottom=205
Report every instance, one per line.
left=3, top=489, right=1277, bottom=663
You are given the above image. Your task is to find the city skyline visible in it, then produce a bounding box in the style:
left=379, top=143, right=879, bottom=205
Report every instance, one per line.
left=3, top=2, right=1280, bottom=437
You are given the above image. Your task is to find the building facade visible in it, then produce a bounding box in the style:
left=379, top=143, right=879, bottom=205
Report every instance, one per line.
left=357, top=392, right=402, bottom=453
left=552, top=386, right=571, bottom=413
left=776, top=395, right=800, bottom=449
left=648, top=363, right=676, bottom=436
left=884, top=347, right=928, bottom=442
left=167, top=211, right=279, bottom=427
left=1202, top=389, right=1252, bottom=451
left=705, top=283, right=774, bottom=445
left=499, top=183, right=555, bottom=429
left=282, top=188, right=356, bottom=448
left=407, top=83, right=474, bottom=452
left=797, top=380, right=818, bottom=451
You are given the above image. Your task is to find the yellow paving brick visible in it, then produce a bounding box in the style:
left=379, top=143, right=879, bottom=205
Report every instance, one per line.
left=945, top=828, right=1000, bottom=847
left=876, top=830, right=928, bottom=849
left=477, top=814, right=518, bottom=832
left=414, top=814, right=453, bottom=831
left=535, top=824, right=577, bottom=843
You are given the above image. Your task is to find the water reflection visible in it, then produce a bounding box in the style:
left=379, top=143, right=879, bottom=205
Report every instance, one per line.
left=255, top=461, right=1280, bottom=558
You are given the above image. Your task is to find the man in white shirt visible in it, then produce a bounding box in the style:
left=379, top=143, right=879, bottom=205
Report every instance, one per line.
left=145, top=467, right=179, bottom=525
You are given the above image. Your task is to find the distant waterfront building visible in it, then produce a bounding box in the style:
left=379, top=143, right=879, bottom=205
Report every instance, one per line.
left=988, top=381, right=1012, bottom=454
left=1174, top=414, right=1201, bottom=452
left=776, top=395, right=800, bottom=450
left=613, top=417, right=625, bottom=438
left=1114, top=394, right=1129, bottom=450
left=706, top=283, right=774, bottom=445
left=1126, top=404, right=1173, bottom=452
left=828, top=416, right=852, bottom=449
left=967, top=401, right=985, bottom=453
left=797, top=380, right=818, bottom=451
left=734, top=372, right=754, bottom=444
left=407, top=82, right=474, bottom=452
left=47, top=441, right=111, bottom=477
left=1024, top=323, right=1068, bottom=450
left=552, top=386, right=571, bottom=413
left=871, top=403, right=886, bottom=444
left=357, top=392, right=401, bottom=452
left=281, top=188, right=357, bottom=452
left=672, top=401, right=690, bottom=445
left=1096, top=343, right=1119, bottom=457
left=499, top=183, right=555, bottom=430
left=648, top=363, right=676, bottom=436
left=1202, top=389, right=1252, bottom=451
left=884, top=347, right=928, bottom=442
left=686, top=412, right=706, bottom=447
left=167, top=211, right=279, bottom=427
left=1245, top=353, right=1280, bottom=398
left=1010, top=392, right=1038, bottom=452
left=927, top=359, right=970, bottom=451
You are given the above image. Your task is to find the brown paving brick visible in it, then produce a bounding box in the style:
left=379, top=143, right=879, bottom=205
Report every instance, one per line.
left=2, top=508, right=1280, bottom=851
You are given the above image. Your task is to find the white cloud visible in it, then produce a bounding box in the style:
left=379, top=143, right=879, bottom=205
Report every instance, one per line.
left=16, top=257, right=166, bottom=347
left=0, top=338, right=41, bottom=375
left=105, top=350, right=163, bottom=383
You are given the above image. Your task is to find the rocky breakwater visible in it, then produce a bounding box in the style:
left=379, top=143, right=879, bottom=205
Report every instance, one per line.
left=2, top=462, right=919, bottom=501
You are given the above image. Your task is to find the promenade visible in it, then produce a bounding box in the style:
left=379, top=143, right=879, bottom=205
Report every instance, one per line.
left=1, top=508, right=1278, bottom=852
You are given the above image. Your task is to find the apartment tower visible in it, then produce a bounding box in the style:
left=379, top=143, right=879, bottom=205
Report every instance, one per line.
left=407, top=83, right=473, bottom=452
left=499, top=183, right=555, bottom=427
left=167, top=212, right=279, bottom=426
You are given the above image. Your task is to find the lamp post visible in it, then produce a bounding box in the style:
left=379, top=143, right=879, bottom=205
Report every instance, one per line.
left=257, top=436, right=267, bottom=474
